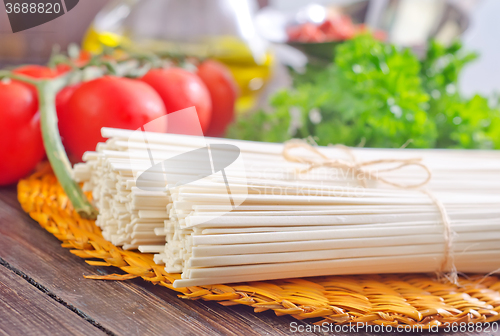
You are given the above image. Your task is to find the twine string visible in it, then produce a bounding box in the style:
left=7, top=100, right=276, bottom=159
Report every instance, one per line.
left=282, top=139, right=456, bottom=283
left=283, top=140, right=432, bottom=189
left=421, top=189, right=457, bottom=284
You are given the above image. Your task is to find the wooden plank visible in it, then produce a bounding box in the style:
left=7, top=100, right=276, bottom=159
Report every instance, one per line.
left=0, top=267, right=105, bottom=336
left=0, top=189, right=317, bottom=336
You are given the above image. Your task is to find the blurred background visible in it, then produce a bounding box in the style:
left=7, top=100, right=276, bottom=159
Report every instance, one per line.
left=2, top=0, right=500, bottom=189
left=1, top=0, right=499, bottom=99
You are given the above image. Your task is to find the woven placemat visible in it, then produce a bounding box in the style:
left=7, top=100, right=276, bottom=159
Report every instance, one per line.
left=17, top=168, right=500, bottom=328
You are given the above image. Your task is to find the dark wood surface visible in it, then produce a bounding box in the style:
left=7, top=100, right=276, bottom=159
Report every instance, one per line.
left=0, top=269, right=106, bottom=335
left=0, top=186, right=481, bottom=336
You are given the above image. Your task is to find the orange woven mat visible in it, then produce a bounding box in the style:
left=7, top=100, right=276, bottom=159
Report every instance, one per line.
left=17, top=168, right=500, bottom=328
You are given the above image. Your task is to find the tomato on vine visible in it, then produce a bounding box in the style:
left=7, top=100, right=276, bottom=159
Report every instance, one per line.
left=60, top=76, right=167, bottom=159
left=196, top=60, right=238, bottom=137
left=0, top=80, right=45, bottom=185
left=141, top=68, right=212, bottom=133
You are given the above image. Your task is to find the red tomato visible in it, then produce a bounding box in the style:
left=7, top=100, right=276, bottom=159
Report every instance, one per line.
left=288, top=15, right=357, bottom=43
left=56, top=84, right=81, bottom=148
left=55, top=64, right=73, bottom=74
left=286, top=25, right=303, bottom=41
left=319, top=20, right=342, bottom=40
left=12, top=65, right=61, bottom=101
left=299, top=23, right=325, bottom=42
left=141, top=68, right=212, bottom=133
left=372, top=29, right=387, bottom=41
left=331, top=16, right=356, bottom=40
left=13, top=65, right=60, bottom=79
left=0, top=80, right=45, bottom=185
left=56, top=84, right=81, bottom=114
left=196, top=60, right=238, bottom=137
left=60, top=76, right=167, bottom=159
left=75, top=50, right=92, bottom=65
left=56, top=51, right=93, bottom=74
left=288, top=23, right=325, bottom=43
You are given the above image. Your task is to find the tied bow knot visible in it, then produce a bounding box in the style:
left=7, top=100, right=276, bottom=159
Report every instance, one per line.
left=282, top=140, right=432, bottom=189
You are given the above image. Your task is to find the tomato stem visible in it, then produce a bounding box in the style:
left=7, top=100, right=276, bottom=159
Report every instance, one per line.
left=0, top=71, right=39, bottom=85
left=37, top=78, right=99, bottom=220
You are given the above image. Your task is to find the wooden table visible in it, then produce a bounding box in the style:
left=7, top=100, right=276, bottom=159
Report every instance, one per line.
left=0, top=186, right=477, bottom=336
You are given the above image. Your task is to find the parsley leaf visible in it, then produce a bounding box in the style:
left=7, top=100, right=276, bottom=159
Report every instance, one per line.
left=228, top=35, right=500, bottom=149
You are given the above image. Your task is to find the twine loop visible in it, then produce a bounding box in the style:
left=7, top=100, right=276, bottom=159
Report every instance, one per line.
left=282, top=140, right=432, bottom=189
